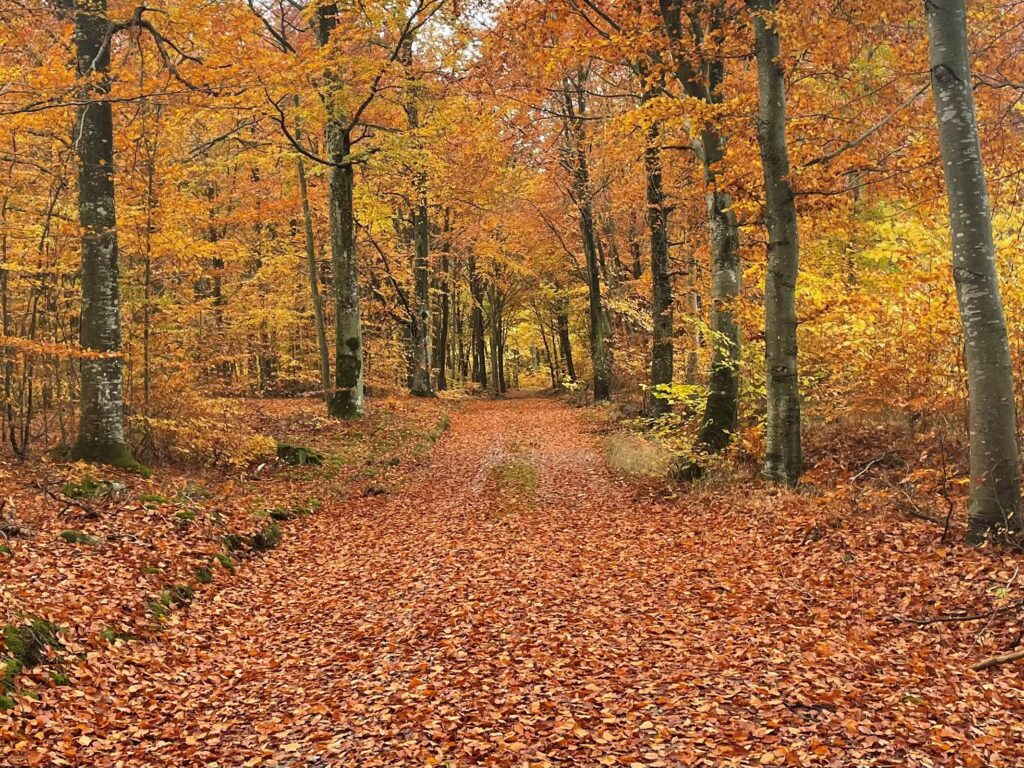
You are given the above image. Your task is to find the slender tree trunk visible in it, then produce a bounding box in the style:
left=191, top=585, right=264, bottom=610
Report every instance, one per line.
left=296, top=152, right=330, bottom=402
left=563, top=75, right=612, bottom=401
left=318, top=5, right=364, bottom=418
left=469, top=257, right=487, bottom=387
left=436, top=246, right=450, bottom=391
left=69, top=0, right=135, bottom=467
left=556, top=303, right=576, bottom=382
left=488, top=284, right=501, bottom=398
left=660, top=0, right=740, bottom=453
left=927, top=0, right=1021, bottom=541
left=750, top=0, right=802, bottom=486
left=643, top=95, right=673, bottom=417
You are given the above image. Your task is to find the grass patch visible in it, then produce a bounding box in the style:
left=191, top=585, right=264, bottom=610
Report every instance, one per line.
left=250, top=521, right=282, bottom=552
left=604, top=433, right=676, bottom=478
left=276, top=443, right=324, bottom=466
left=488, top=459, right=538, bottom=496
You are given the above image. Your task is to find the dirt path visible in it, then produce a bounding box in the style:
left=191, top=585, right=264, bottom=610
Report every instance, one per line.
left=11, top=397, right=1023, bottom=766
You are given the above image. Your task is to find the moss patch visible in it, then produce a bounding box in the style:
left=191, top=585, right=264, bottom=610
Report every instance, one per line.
left=58, top=529, right=102, bottom=547
left=251, top=521, right=282, bottom=552
left=276, top=443, right=324, bottom=466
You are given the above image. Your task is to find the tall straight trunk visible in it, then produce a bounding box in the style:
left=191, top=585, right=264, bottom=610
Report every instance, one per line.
left=556, top=303, right=576, bottom=381
left=643, top=93, right=673, bottom=417
left=660, top=0, right=740, bottom=452
left=296, top=148, right=330, bottom=402
left=69, top=0, right=135, bottom=467
left=535, top=306, right=558, bottom=388
left=750, top=0, right=802, bottom=486
left=563, top=75, right=612, bottom=400
left=318, top=5, right=364, bottom=418
left=487, top=284, right=501, bottom=398
left=469, top=257, right=487, bottom=387
left=402, top=34, right=432, bottom=397
left=436, top=247, right=450, bottom=391
left=927, top=0, right=1021, bottom=541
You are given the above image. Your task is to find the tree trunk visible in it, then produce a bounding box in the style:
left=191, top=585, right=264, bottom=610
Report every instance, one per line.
left=318, top=4, right=364, bottom=418
left=927, top=0, right=1021, bottom=541
left=69, top=0, right=135, bottom=467
left=436, top=248, right=450, bottom=391
left=750, top=0, right=802, bottom=486
left=563, top=75, right=612, bottom=401
left=556, top=303, right=576, bottom=382
left=488, top=284, right=501, bottom=398
left=643, top=95, right=673, bottom=417
left=659, top=0, right=740, bottom=453
left=297, top=154, right=331, bottom=402
left=469, top=257, right=487, bottom=387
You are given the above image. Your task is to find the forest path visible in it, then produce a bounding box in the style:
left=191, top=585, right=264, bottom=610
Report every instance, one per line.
left=30, top=396, right=1015, bottom=766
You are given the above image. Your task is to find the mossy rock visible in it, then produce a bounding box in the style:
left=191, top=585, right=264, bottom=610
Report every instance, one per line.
left=221, top=532, right=244, bottom=552
left=250, top=522, right=282, bottom=552
left=2, top=618, right=61, bottom=670
left=49, top=670, right=71, bottom=686
left=58, top=529, right=101, bottom=548
left=276, top=443, right=323, bottom=466
left=268, top=507, right=297, bottom=522
left=194, top=566, right=214, bottom=584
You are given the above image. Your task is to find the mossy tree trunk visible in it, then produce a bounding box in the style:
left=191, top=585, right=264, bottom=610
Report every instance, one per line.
left=69, top=0, right=136, bottom=467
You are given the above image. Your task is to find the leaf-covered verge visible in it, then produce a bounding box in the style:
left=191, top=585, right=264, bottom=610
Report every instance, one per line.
left=0, top=395, right=452, bottom=734
left=2, top=395, right=1022, bottom=767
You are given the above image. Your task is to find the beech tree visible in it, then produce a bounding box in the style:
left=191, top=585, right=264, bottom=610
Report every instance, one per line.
left=749, top=0, right=802, bottom=486
left=66, top=0, right=135, bottom=467
left=926, top=0, right=1021, bottom=540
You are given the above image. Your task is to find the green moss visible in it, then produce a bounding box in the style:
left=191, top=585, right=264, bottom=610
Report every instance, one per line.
left=69, top=438, right=143, bottom=472
left=148, top=599, right=170, bottom=620
left=58, top=529, right=101, bottom=547
left=0, top=543, right=11, bottom=557
left=62, top=476, right=104, bottom=499
left=276, top=443, right=324, bottom=466
left=174, top=509, right=197, bottom=523
left=251, top=522, right=282, bottom=552
left=49, top=670, right=71, bottom=686
left=0, top=694, right=14, bottom=711
left=2, top=618, right=61, bottom=670
left=268, top=507, right=297, bottom=521
left=221, top=532, right=244, bottom=552
left=142, top=565, right=162, bottom=575
left=139, top=493, right=170, bottom=505
left=2, top=657, right=22, bottom=693
left=488, top=459, right=538, bottom=495
left=213, top=552, right=236, bottom=574
left=100, top=626, right=137, bottom=644
left=194, top=566, right=214, bottom=584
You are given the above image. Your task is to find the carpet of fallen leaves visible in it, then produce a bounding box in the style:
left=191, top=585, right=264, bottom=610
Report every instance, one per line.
left=3, top=394, right=1024, bottom=767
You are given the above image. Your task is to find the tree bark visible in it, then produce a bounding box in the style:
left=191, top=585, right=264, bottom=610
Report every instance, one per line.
left=643, top=84, right=673, bottom=417
left=927, top=0, right=1021, bottom=541
left=69, top=0, right=136, bottom=467
left=563, top=74, right=612, bottom=401
left=318, top=4, right=364, bottom=418
left=659, top=0, right=740, bottom=452
left=750, top=0, right=802, bottom=486
left=556, top=301, right=576, bottom=382
left=468, top=256, right=487, bottom=387
left=296, top=153, right=331, bottom=402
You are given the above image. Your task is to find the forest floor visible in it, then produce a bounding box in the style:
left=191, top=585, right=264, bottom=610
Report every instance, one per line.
left=2, top=394, right=1024, bottom=767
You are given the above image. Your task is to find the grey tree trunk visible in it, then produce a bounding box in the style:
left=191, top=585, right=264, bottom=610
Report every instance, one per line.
left=927, top=0, right=1021, bottom=541
left=750, top=0, right=802, bottom=486
left=563, top=75, right=612, bottom=401
left=317, top=4, right=364, bottom=418
left=469, top=256, right=488, bottom=387
left=296, top=155, right=331, bottom=402
left=659, top=0, right=740, bottom=453
left=488, top=284, right=501, bottom=398
left=69, top=0, right=136, bottom=467
left=401, top=34, right=433, bottom=397
left=642, top=87, right=673, bottom=417
left=556, top=302, right=576, bottom=382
